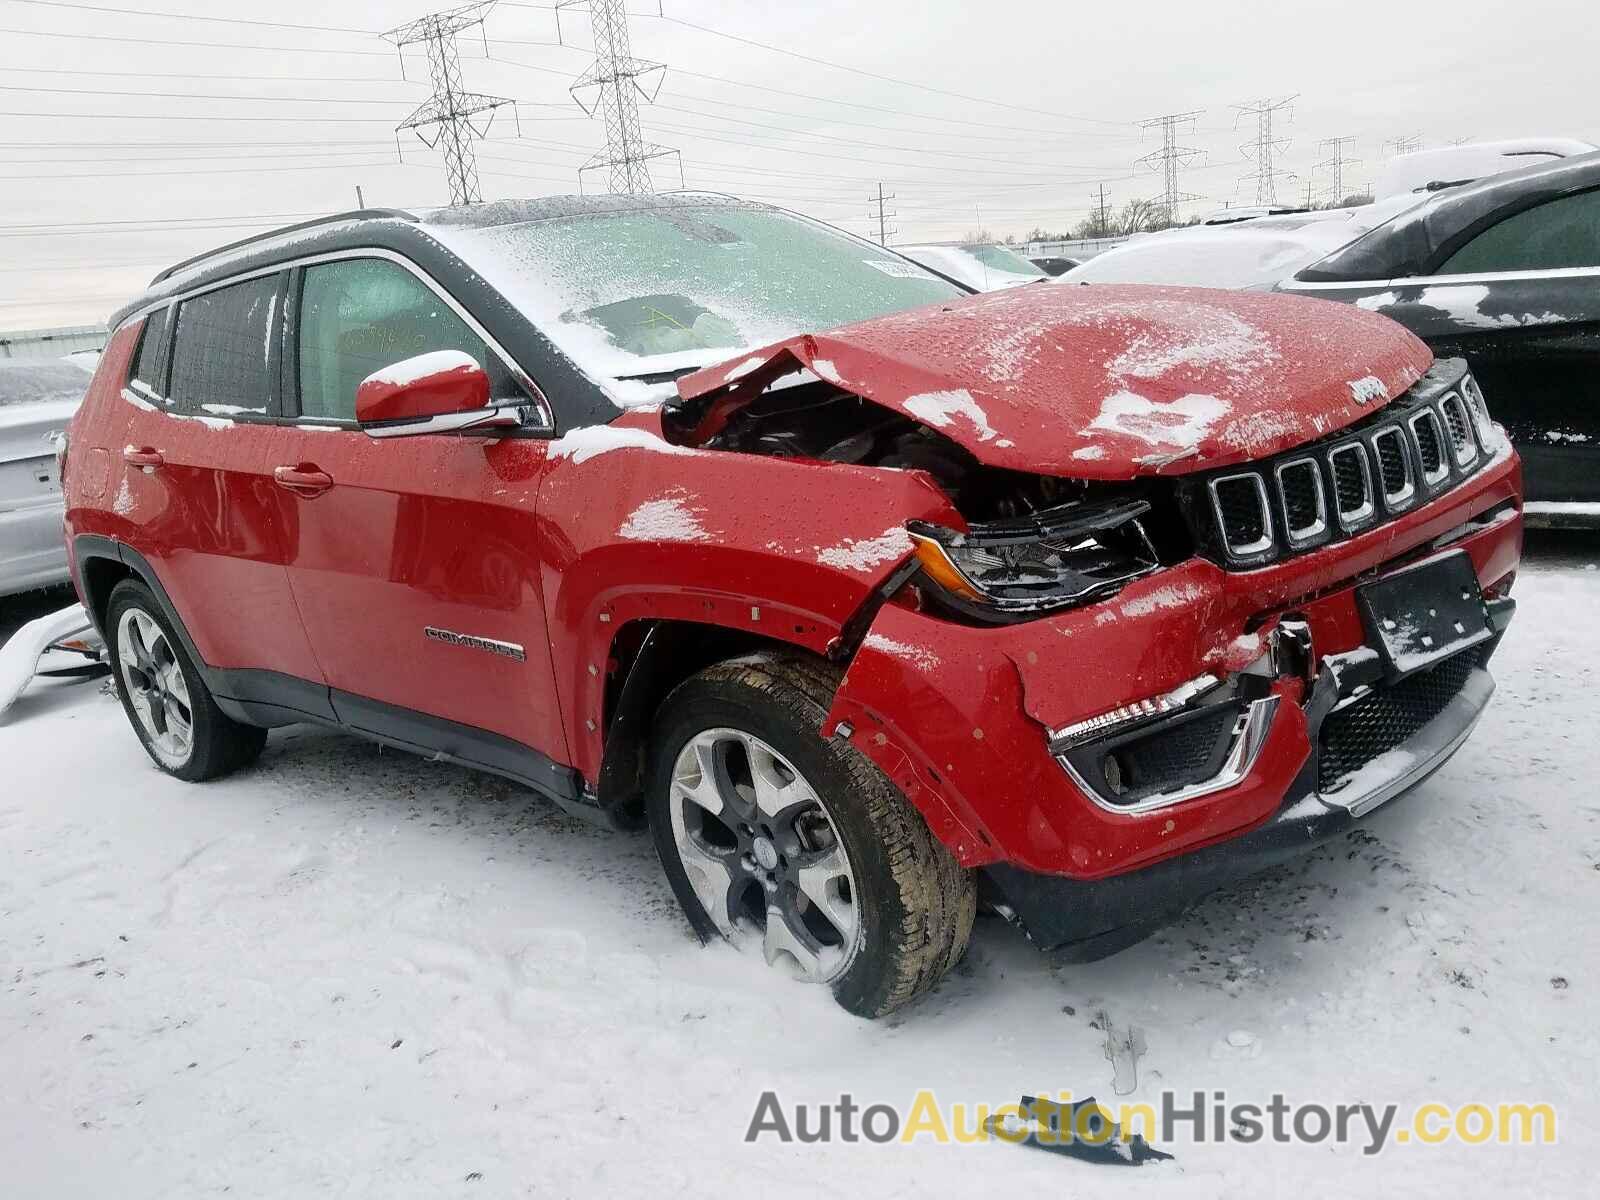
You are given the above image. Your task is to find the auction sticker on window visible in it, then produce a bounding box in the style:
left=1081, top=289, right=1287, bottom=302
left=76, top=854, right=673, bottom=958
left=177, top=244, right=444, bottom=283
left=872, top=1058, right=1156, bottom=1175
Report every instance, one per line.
left=863, top=259, right=930, bottom=278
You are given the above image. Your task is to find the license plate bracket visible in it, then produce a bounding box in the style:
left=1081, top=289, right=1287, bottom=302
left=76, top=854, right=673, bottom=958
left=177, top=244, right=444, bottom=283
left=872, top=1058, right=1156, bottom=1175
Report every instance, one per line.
left=1357, top=551, right=1493, bottom=681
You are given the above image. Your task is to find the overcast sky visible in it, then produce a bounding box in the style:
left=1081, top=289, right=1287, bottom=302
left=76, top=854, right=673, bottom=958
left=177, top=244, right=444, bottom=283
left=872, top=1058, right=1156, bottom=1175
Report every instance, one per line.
left=0, top=0, right=1593, bottom=330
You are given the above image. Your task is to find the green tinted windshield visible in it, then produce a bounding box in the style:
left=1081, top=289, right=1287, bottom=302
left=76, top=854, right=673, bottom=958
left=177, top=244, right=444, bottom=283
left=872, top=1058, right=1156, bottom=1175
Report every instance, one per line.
left=434, top=205, right=962, bottom=375
left=961, top=244, right=1046, bottom=277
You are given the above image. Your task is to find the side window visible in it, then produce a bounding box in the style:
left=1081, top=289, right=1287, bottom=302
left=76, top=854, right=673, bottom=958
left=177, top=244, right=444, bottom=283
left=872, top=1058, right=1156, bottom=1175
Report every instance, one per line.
left=296, top=258, right=521, bottom=421
left=1438, top=189, right=1600, bottom=275
left=168, top=275, right=280, bottom=414
left=127, top=306, right=170, bottom=400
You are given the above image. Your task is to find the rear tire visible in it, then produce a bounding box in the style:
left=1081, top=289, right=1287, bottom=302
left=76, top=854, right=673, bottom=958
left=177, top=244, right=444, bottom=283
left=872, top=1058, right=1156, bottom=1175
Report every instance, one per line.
left=647, top=653, right=975, bottom=1018
left=106, top=579, right=266, bottom=782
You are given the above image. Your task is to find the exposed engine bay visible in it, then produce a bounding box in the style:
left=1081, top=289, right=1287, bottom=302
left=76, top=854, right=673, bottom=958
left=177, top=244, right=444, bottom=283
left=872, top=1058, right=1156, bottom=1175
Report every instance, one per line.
left=663, top=377, right=1195, bottom=623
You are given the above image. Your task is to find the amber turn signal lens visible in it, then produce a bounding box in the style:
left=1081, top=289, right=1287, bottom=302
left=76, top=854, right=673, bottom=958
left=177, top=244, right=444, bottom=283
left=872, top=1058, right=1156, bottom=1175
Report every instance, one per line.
left=910, top=535, right=984, bottom=602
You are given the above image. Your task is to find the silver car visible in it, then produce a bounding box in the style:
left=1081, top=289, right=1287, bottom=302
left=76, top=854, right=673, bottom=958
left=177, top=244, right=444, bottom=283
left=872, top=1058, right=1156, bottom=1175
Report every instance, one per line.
left=0, top=359, right=93, bottom=597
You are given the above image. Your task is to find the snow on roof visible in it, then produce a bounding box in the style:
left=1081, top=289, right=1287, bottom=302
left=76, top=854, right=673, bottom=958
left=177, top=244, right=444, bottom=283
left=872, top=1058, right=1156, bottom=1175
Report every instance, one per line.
left=1060, top=195, right=1428, bottom=290
left=1374, top=138, right=1598, bottom=199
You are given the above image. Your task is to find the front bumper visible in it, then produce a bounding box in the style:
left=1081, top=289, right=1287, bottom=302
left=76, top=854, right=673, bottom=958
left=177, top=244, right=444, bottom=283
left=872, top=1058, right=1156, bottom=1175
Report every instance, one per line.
left=824, top=444, right=1522, bottom=939
left=983, top=635, right=1500, bottom=955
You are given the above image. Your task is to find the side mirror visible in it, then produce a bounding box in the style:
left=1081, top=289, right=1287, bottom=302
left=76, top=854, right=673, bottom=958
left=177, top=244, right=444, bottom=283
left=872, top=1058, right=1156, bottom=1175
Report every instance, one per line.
left=355, top=350, right=518, bottom=438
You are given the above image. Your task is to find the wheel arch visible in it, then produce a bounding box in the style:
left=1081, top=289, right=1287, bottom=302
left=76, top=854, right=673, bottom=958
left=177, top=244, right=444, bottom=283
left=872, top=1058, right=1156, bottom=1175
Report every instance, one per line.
left=72, top=536, right=189, bottom=650
left=593, top=617, right=838, bottom=829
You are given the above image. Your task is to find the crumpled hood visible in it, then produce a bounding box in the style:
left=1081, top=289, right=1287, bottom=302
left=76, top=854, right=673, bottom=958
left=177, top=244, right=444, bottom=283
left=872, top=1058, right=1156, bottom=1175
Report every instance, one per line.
left=676, top=284, right=1432, bottom=478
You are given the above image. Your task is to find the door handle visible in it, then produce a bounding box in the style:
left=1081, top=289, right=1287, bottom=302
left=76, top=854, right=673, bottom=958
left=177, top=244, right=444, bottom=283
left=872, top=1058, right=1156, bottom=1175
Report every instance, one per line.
left=273, top=464, right=334, bottom=497
left=122, top=445, right=164, bottom=471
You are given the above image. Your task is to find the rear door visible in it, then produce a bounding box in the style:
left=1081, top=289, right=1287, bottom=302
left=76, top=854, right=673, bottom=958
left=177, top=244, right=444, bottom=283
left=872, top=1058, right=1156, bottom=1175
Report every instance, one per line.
left=1401, top=188, right=1600, bottom=502
left=122, top=273, right=327, bottom=697
left=273, top=252, right=568, bottom=774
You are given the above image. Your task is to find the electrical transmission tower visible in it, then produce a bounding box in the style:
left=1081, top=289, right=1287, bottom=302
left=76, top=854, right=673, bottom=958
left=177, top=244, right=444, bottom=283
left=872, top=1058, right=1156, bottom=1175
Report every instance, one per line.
left=1384, top=133, right=1424, bottom=157
left=868, top=184, right=897, bottom=246
left=556, top=0, right=680, bottom=194
left=1315, top=136, right=1360, bottom=206
left=1135, top=111, right=1204, bottom=226
left=1090, top=184, right=1113, bottom=237
left=1234, top=95, right=1298, bottom=206
left=383, top=2, right=515, bottom=207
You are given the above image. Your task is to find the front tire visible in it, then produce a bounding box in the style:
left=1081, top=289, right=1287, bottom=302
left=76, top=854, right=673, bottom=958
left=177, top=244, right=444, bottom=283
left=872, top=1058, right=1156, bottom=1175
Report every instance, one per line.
left=106, top=579, right=266, bottom=782
left=647, top=654, right=975, bottom=1018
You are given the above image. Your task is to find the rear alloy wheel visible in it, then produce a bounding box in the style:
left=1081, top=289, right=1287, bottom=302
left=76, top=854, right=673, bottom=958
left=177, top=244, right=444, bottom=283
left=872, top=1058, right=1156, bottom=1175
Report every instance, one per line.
left=116, top=607, right=194, bottom=769
left=106, top=579, right=267, bottom=782
left=668, top=727, right=861, bottom=982
left=649, top=655, right=975, bottom=1017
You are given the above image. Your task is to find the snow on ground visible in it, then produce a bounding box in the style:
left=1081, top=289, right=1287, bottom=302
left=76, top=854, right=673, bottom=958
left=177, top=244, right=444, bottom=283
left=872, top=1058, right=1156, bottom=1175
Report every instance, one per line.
left=3, top=540, right=1597, bottom=1198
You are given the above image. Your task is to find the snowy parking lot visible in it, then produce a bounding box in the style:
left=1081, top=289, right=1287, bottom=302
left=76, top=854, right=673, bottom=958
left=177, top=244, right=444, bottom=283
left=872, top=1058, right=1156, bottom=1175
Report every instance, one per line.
left=2, top=535, right=1596, bottom=1197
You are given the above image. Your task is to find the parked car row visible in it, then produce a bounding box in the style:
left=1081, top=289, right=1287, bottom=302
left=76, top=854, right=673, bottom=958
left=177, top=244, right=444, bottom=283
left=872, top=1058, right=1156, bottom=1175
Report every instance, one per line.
left=57, top=191, right=1522, bottom=1015
left=1065, top=149, right=1600, bottom=524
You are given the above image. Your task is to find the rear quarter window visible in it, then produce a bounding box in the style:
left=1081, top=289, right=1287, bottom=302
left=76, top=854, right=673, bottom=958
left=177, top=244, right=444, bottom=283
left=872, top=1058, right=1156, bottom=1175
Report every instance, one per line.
left=168, top=274, right=282, bottom=415
left=127, top=307, right=170, bottom=401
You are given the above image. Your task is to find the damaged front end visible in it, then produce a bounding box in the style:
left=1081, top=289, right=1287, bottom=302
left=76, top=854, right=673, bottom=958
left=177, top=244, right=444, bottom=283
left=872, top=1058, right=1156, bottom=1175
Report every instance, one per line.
left=654, top=286, right=1522, bottom=959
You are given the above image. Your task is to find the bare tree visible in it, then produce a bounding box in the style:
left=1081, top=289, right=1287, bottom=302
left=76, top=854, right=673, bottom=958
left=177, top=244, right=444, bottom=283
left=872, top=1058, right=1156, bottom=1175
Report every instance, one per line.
left=1116, top=198, right=1166, bottom=235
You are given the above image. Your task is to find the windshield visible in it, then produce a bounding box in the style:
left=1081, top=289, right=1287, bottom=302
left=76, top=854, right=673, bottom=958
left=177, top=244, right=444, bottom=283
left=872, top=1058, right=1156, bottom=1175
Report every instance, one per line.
left=962, top=243, right=1047, bottom=277
left=427, top=204, right=961, bottom=384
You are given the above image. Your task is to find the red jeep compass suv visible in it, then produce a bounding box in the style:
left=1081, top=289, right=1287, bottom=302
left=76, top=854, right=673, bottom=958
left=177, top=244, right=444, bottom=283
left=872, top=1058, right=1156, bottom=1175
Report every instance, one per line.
left=62, top=194, right=1522, bottom=1016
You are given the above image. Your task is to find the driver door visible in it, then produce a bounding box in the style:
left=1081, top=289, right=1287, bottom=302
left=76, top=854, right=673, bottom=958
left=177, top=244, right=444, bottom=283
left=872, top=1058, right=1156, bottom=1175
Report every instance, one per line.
left=274, top=253, right=569, bottom=770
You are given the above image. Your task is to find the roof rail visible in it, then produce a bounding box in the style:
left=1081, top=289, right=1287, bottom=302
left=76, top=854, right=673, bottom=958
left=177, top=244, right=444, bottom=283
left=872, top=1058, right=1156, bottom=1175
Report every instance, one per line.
left=149, top=208, right=419, bottom=286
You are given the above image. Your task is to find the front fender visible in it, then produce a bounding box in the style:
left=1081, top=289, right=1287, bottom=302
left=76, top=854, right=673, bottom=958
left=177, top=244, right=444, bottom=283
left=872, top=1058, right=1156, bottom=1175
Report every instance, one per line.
left=536, top=411, right=961, bottom=783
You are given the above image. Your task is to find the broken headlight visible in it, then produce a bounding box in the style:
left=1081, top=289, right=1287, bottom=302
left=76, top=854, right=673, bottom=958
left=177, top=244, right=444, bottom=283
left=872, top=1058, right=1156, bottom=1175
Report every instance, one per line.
left=907, top=496, right=1163, bottom=622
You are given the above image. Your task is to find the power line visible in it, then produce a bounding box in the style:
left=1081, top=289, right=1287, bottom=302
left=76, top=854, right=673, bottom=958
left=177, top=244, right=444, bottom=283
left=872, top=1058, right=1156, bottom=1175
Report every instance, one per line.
left=0, top=85, right=421, bottom=106
left=0, top=147, right=409, bottom=165
left=652, top=90, right=1135, bottom=150
left=0, top=24, right=401, bottom=55
left=641, top=119, right=1133, bottom=182
left=1135, top=110, right=1204, bottom=225
left=0, top=156, right=408, bottom=181
left=486, top=50, right=1144, bottom=140
left=0, top=0, right=374, bottom=33
left=1234, top=95, right=1297, bottom=205
left=0, top=109, right=425, bottom=123
left=642, top=11, right=1126, bottom=127
left=0, top=210, right=330, bottom=230
left=648, top=101, right=1129, bottom=170
left=556, top=0, right=678, bottom=194
left=0, top=67, right=425, bottom=86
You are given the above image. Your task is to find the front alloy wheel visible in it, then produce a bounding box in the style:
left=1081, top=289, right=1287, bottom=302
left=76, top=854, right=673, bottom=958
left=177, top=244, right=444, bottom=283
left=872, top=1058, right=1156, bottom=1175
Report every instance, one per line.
left=668, top=727, right=860, bottom=982
left=648, top=655, right=976, bottom=1018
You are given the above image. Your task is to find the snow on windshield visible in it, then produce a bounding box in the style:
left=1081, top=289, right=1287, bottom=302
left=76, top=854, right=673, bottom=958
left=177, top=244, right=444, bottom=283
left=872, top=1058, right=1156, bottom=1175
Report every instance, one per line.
left=424, top=206, right=959, bottom=392
left=902, top=244, right=1044, bottom=292
left=0, top=359, right=93, bottom=408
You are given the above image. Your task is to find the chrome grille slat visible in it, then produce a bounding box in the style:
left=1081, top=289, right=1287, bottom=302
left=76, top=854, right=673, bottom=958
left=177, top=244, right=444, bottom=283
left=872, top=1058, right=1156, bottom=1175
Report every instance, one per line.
left=1273, top=457, right=1327, bottom=547
left=1372, top=426, right=1416, bottom=508
left=1409, top=409, right=1450, bottom=489
left=1328, top=442, right=1375, bottom=530
left=1208, top=473, right=1273, bottom=559
left=1439, top=392, right=1477, bottom=467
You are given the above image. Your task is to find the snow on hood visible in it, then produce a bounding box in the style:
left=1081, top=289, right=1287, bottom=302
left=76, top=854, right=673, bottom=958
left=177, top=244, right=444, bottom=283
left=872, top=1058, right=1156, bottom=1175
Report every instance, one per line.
left=675, top=284, right=1432, bottom=479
